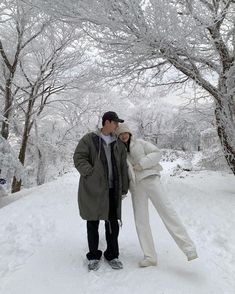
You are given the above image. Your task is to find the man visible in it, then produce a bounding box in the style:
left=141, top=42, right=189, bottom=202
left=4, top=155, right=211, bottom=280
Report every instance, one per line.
left=73, top=111, right=129, bottom=271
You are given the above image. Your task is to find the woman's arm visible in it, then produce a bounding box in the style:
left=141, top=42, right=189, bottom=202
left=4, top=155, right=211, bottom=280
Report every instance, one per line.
left=138, top=139, right=162, bottom=170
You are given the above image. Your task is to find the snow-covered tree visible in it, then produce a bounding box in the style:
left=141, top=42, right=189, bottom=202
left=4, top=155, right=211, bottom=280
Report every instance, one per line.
left=0, top=1, right=93, bottom=192
left=0, top=0, right=51, bottom=140
left=199, top=128, right=229, bottom=171
left=128, top=93, right=214, bottom=152
left=10, top=22, right=86, bottom=192
left=0, top=134, right=25, bottom=193
left=34, top=0, right=235, bottom=174
left=128, top=94, right=173, bottom=144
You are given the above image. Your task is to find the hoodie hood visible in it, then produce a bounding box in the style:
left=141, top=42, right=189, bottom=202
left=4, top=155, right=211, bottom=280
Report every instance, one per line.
left=116, top=123, right=132, bottom=138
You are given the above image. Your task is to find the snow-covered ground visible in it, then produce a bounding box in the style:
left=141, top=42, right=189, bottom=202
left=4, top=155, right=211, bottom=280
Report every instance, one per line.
left=0, top=166, right=235, bottom=294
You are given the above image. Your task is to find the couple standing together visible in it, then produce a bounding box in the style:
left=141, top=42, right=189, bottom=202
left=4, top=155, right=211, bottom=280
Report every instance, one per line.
left=73, top=111, right=198, bottom=271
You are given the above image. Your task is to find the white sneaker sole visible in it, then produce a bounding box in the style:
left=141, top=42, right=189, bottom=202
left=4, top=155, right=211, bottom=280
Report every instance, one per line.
left=138, top=260, right=157, bottom=267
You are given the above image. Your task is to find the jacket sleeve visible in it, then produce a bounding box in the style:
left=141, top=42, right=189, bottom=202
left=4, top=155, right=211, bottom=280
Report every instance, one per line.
left=73, top=134, right=93, bottom=177
left=120, top=143, right=129, bottom=194
left=138, top=139, right=162, bottom=170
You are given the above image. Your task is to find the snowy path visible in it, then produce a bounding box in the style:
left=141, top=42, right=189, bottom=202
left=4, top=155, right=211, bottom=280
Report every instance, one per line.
left=0, top=169, right=234, bottom=294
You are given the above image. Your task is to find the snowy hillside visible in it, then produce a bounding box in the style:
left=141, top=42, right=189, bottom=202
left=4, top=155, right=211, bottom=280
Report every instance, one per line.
left=0, top=167, right=234, bottom=294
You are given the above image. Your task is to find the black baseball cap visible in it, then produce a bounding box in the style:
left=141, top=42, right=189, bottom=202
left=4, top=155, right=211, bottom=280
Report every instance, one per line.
left=102, top=111, right=124, bottom=124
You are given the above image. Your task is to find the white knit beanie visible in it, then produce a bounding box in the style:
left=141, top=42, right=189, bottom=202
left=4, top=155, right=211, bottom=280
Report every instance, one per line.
left=116, top=123, right=132, bottom=137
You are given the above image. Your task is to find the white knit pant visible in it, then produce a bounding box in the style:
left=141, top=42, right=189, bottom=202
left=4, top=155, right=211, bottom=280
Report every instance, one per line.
left=131, top=176, right=196, bottom=261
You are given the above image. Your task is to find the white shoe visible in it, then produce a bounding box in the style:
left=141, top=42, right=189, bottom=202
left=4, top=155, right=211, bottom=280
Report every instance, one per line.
left=138, top=258, right=157, bottom=267
left=186, top=251, right=198, bottom=261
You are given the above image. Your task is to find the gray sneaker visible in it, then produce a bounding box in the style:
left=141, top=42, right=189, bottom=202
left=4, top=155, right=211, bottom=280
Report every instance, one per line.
left=107, top=258, right=123, bottom=270
left=88, top=259, right=100, bottom=271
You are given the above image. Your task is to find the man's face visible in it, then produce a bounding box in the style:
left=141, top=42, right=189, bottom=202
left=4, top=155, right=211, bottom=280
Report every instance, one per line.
left=104, top=120, right=119, bottom=133
left=109, top=120, right=119, bottom=132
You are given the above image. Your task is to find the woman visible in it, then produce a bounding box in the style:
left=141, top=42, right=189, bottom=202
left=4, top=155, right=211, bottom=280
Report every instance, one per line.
left=116, top=123, right=198, bottom=267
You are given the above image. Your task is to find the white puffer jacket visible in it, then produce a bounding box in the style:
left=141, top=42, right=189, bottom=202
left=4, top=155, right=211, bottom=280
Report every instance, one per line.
left=127, top=137, right=163, bottom=186
left=116, top=123, right=163, bottom=188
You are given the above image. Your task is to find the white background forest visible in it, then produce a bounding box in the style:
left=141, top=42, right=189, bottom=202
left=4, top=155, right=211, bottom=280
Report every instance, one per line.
left=1, top=0, right=234, bottom=195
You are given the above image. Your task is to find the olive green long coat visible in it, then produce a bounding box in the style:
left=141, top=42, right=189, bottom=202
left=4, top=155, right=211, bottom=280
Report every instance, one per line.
left=73, top=131, right=129, bottom=220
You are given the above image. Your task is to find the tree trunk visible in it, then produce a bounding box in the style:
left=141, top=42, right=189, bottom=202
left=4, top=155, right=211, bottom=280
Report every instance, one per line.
left=11, top=112, right=32, bottom=193
left=11, top=127, right=29, bottom=193
left=36, top=147, right=46, bottom=185
left=1, top=78, right=12, bottom=140
left=214, top=98, right=235, bottom=174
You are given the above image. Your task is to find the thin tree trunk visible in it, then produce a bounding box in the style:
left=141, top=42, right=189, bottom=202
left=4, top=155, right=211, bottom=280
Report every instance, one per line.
left=1, top=78, right=12, bottom=140
left=36, top=147, right=46, bottom=185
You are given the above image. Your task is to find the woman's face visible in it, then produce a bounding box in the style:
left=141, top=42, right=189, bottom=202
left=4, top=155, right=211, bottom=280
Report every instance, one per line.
left=119, top=132, right=130, bottom=143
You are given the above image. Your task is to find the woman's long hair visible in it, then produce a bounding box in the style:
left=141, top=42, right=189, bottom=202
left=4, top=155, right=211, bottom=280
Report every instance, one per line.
left=126, top=134, right=132, bottom=153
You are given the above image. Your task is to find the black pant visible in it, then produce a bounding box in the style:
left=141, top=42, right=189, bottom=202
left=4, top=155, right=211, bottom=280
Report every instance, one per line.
left=86, top=189, right=119, bottom=261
